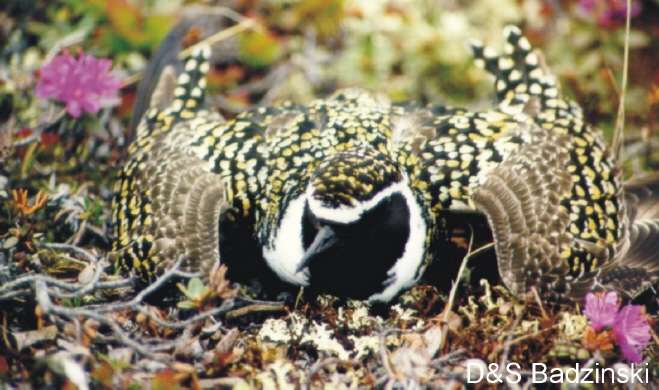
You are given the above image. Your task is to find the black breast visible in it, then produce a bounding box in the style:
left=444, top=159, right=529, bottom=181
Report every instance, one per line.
left=302, top=193, right=411, bottom=300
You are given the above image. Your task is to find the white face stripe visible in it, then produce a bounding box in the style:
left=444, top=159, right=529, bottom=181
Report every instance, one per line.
left=262, top=195, right=310, bottom=286
left=307, top=175, right=427, bottom=302
left=366, top=180, right=427, bottom=302
left=307, top=179, right=414, bottom=224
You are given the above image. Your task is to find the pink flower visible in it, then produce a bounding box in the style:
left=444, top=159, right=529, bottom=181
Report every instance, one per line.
left=583, top=291, right=618, bottom=330
left=577, top=0, right=642, bottom=29
left=613, top=305, right=651, bottom=363
left=583, top=291, right=651, bottom=363
left=36, top=50, right=122, bottom=118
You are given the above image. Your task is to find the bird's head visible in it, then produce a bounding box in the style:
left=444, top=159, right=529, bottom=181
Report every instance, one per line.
left=295, top=147, right=428, bottom=302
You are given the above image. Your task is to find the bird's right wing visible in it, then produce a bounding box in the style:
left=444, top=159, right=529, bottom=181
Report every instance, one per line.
left=111, top=46, right=230, bottom=282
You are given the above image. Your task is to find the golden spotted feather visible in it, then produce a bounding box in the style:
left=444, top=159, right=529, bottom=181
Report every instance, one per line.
left=393, top=26, right=655, bottom=301
left=112, top=28, right=659, bottom=302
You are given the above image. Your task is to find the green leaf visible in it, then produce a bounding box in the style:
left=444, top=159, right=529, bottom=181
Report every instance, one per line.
left=238, top=30, right=282, bottom=68
left=177, top=278, right=206, bottom=301
left=186, top=278, right=205, bottom=298
left=176, top=301, right=199, bottom=310
left=102, top=0, right=173, bottom=52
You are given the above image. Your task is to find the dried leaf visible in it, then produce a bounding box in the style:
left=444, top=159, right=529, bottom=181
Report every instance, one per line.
left=151, top=369, right=180, bottom=390
left=78, top=264, right=96, bottom=285
left=423, top=326, right=443, bottom=359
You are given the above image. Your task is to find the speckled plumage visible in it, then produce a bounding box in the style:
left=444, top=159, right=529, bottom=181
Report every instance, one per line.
left=390, top=26, right=627, bottom=300
left=111, top=27, right=659, bottom=303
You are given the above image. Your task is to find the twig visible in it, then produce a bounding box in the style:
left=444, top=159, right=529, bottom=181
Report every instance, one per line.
left=611, top=0, right=632, bottom=158
left=466, top=242, right=494, bottom=259
left=81, top=255, right=187, bottom=312
left=429, top=348, right=465, bottom=368
left=294, top=287, right=305, bottom=310
left=0, top=291, right=30, bottom=300
left=439, top=225, right=477, bottom=350
left=224, top=302, right=287, bottom=320
left=178, top=18, right=261, bottom=59
left=171, top=269, right=204, bottom=279
left=132, top=300, right=236, bottom=331
left=93, top=278, right=137, bottom=290
left=123, top=19, right=262, bottom=87
left=0, top=257, right=110, bottom=301
left=530, top=286, right=548, bottom=320
left=34, top=278, right=187, bottom=355
left=6, top=239, right=286, bottom=358
left=7, top=248, right=245, bottom=354
left=49, top=258, right=106, bottom=300
left=444, top=226, right=478, bottom=317
left=0, top=274, right=87, bottom=295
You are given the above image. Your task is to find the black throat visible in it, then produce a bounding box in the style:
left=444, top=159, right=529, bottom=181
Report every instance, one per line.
left=302, top=193, right=411, bottom=300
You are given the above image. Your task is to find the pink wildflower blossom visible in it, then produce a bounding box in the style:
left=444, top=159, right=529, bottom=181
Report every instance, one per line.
left=613, top=305, right=651, bottom=363
left=583, top=291, right=651, bottom=363
left=583, top=291, right=618, bottom=330
left=36, top=50, right=122, bottom=118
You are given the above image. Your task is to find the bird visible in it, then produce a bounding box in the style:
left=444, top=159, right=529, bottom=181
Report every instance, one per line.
left=111, top=25, right=659, bottom=304
left=112, top=55, right=433, bottom=302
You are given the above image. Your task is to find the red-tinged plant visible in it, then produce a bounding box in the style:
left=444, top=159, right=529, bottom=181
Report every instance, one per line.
left=583, top=291, right=651, bottom=363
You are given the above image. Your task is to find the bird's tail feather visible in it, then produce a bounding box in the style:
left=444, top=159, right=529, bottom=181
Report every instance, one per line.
left=605, top=174, right=659, bottom=297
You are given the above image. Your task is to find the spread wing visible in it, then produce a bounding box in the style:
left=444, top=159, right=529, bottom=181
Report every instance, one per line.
left=112, top=45, right=229, bottom=281
left=393, top=26, right=633, bottom=302
left=470, top=125, right=594, bottom=300
left=112, top=45, right=269, bottom=284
